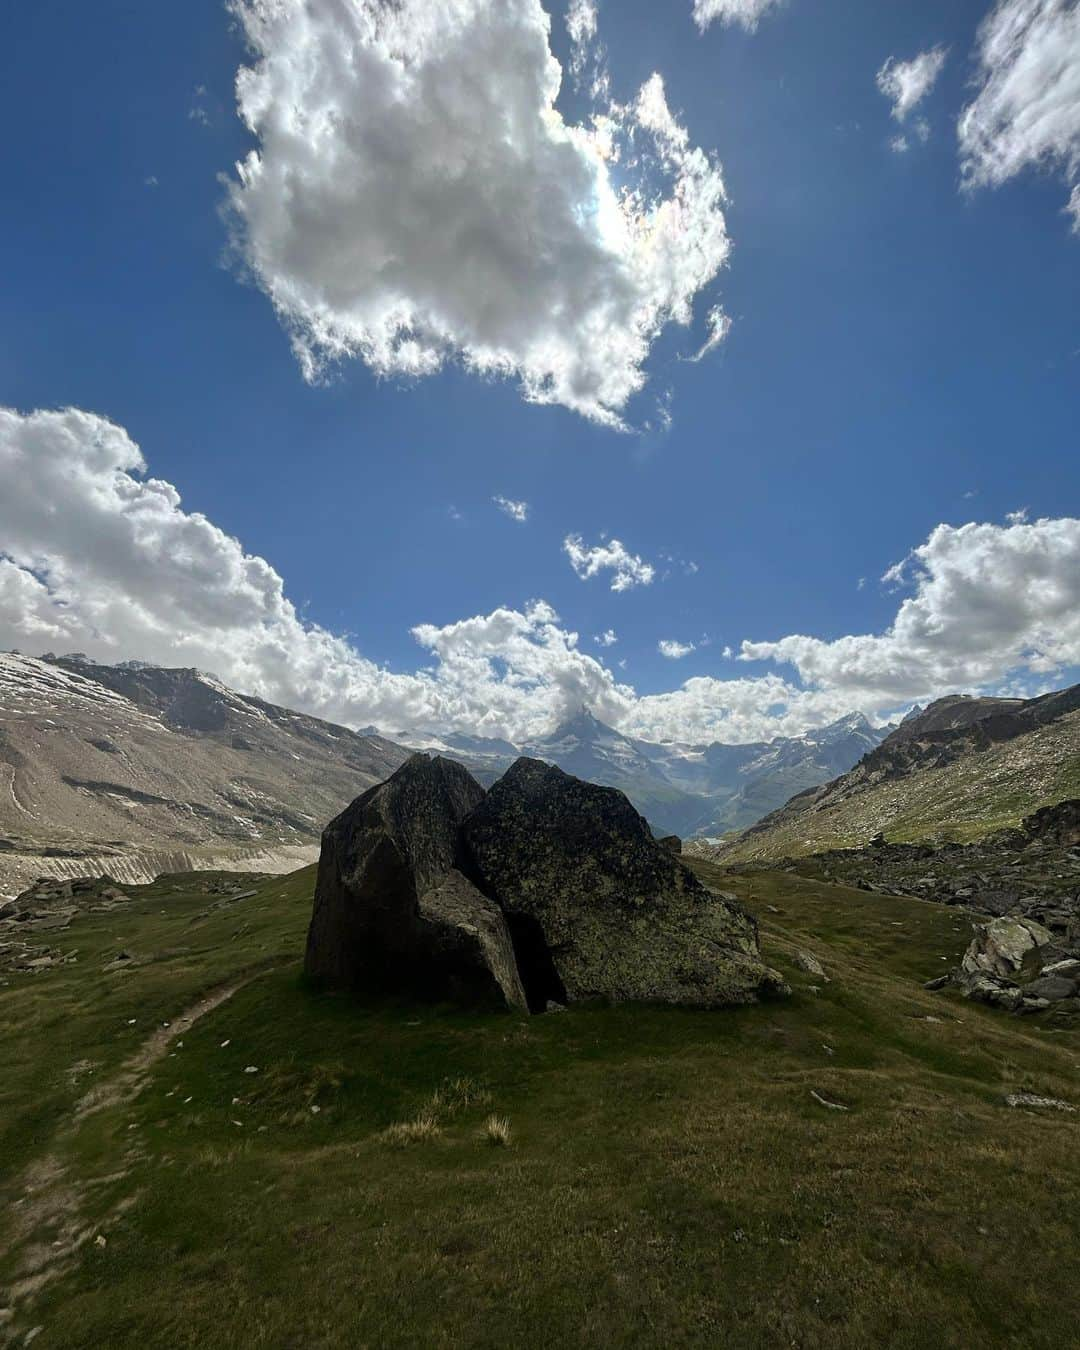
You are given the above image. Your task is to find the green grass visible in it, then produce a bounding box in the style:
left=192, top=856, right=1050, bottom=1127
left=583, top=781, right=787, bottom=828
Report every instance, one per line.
left=1, top=862, right=1078, bottom=1348
left=724, top=709, right=1080, bottom=862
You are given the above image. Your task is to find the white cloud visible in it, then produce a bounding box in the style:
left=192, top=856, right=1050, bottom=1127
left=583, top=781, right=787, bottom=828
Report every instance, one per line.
left=5, top=408, right=1079, bottom=750
left=189, top=85, right=211, bottom=127
left=741, top=516, right=1080, bottom=704
left=693, top=0, right=785, bottom=32
left=958, top=0, right=1080, bottom=225
left=659, top=639, right=696, bottom=659
left=595, top=629, right=618, bottom=647
left=493, top=495, right=529, bottom=523
left=877, top=46, right=948, bottom=124
left=688, top=305, right=732, bottom=363
left=563, top=534, right=656, bottom=591
left=566, top=0, right=599, bottom=81
left=225, top=0, right=730, bottom=427
left=566, top=0, right=598, bottom=51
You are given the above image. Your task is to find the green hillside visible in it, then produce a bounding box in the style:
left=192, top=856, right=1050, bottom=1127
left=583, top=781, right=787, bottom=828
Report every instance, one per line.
left=1, top=863, right=1078, bottom=1347
left=723, top=707, right=1080, bottom=864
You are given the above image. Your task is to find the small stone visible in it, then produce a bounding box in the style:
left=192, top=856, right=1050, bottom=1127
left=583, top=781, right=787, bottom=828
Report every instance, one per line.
left=244, top=1065, right=259, bottom=1074
left=220, top=1040, right=230, bottom=1048
left=94, top=1234, right=107, bottom=1248
left=795, top=950, right=827, bottom=980
left=310, top=1105, right=321, bottom=1115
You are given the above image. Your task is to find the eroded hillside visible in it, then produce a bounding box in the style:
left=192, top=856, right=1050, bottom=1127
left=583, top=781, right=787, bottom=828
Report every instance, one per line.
left=0, top=655, right=409, bottom=894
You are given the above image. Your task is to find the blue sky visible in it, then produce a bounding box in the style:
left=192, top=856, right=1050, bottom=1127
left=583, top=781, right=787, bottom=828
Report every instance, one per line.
left=0, top=0, right=1078, bottom=744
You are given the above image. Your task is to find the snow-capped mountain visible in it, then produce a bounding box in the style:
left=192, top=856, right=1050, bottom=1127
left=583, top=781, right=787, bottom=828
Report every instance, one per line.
left=397, top=707, right=890, bottom=838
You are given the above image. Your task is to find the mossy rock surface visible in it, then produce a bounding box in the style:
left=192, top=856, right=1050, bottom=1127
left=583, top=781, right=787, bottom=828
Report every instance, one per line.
left=463, top=758, right=783, bottom=1008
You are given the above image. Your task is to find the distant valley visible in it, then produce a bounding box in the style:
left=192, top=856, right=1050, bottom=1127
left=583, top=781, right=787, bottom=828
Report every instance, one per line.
left=396, top=705, right=889, bottom=838
left=1, top=653, right=887, bottom=894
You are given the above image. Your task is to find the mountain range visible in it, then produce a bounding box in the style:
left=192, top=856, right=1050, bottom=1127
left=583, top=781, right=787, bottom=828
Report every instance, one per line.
left=0, top=653, right=889, bottom=893
left=395, top=705, right=889, bottom=837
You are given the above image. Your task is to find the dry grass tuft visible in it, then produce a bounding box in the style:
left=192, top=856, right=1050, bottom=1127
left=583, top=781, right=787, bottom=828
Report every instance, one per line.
left=482, top=1114, right=512, bottom=1147
left=427, top=1076, right=492, bottom=1118
left=380, top=1113, right=441, bottom=1148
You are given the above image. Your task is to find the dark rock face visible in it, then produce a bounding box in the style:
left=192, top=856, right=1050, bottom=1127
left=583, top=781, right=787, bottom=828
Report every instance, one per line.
left=461, top=758, right=783, bottom=1010
left=1016, top=799, right=1080, bottom=848
left=305, top=755, right=526, bottom=1010
left=658, top=835, right=682, bottom=855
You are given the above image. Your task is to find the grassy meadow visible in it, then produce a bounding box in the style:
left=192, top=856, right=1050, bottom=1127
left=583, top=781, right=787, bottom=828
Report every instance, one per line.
left=1, top=859, right=1078, bottom=1348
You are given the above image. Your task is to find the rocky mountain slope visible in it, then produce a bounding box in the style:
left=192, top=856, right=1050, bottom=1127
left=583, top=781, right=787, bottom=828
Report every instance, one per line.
left=400, top=707, right=888, bottom=838
left=0, top=654, right=409, bottom=895
left=719, top=683, right=1080, bottom=863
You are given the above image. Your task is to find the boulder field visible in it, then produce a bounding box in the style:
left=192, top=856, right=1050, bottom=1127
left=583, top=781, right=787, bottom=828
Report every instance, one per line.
left=305, top=754, right=786, bottom=1012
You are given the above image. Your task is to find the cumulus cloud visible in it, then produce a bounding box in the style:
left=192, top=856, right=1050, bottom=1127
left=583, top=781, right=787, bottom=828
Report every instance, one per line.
left=5, top=409, right=1079, bottom=749
left=225, top=0, right=730, bottom=427
left=659, top=639, right=696, bottom=659
left=595, top=629, right=618, bottom=646
left=877, top=47, right=948, bottom=124
left=958, top=0, right=1080, bottom=224
left=693, top=0, right=785, bottom=32
left=493, top=495, right=529, bottom=522
left=563, top=534, right=656, bottom=591
left=741, top=516, right=1080, bottom=702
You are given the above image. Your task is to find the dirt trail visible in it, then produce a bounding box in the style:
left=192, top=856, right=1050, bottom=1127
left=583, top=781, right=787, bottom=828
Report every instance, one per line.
left=0, top=967, right=274, bottom=1340
left=74, top=976, right=253, bottom=1120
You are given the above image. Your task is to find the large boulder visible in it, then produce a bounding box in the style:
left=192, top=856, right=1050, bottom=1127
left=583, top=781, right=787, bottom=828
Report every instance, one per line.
left=950, top=913, right=1080, bottom=1014
left=305, top=755, right=526, bottom=1010
left=461, top=758, right=783, bottom=1010
left=960, top=915, right=1054, bottom=982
